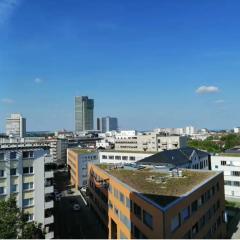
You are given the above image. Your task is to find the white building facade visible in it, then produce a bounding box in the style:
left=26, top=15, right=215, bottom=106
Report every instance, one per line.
left=98, top=150, right=154, bottom=164
left=211, top=155, right=240, bottom=199
left=0, top=144, right=54, bottom=238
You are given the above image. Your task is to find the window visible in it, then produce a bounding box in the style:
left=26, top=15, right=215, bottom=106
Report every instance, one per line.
left=234, top=181, right=240, bottom=187
left=224, top=180, right=232, bottom=186
left=192, top=222, right=199, bottom=236
left=109, top=184, right=112, bottom=193
left=23, top=198, right=33, bottom=207
left=0, top=170, right=4, bottom=177
left=115, top=156, right=121, bottom=160
left=23, top=167, right=33, bottom=174
left=126, top=197, right=130, bottom=209
left=133, top=202, right=142, bottom=219
left=182, top=206, right=190, bottom=221
left=109, top=155, right=114, bottom=160
left=171, top=214, right=180, bottom=232
left=120, top=211, right=131, bottom=230
left=221, top=161, right=226, bottom=166
left=27, top=214, right=34, bottom=222
left=129, top=157, right=135, bottom=161
left=0, top=187, right=5, bottom=195
left=114, top=188, right=119, bottom=199
left=10, top=168, right=17, bottom=176
left=108, top=200, right=113, bottom=209
left=11, top=184, right=17, bottom=193
left=122, top=156, right=128, bottom=160
left=114, top=207, right=119, bottom=217
left=23, top=151, right=34, bottom=159
left=10, top=152, right=17, bottom=160
left=143, top=210, right=153, bottom=229
left=23, top=182, right=34, bottom=190
left=102, top=155, right=107, bottom=159
left=215, top=165, right=218, bottom=169
left=199, top=215, right=206, bottom=229
left=232, top=171, right=240, bottom=177
left=120, top=192, right=125, bottom=204
left=0, top=153, right=4, bottom=161
left=191, top=200, right=198, bottom=213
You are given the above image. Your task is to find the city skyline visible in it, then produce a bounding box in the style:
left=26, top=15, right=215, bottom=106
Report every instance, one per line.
left=1, top=0, right=240, bottom=131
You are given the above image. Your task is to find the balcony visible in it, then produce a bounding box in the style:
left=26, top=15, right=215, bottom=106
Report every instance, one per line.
left=45, top=215, right=54, bottom=225
left=45, top=231, right=54, bottom=239
left=45, top=200, right=54, bottom=209
left=45, top=171, right=54, bottom=179
left=45, top=186, right=54, bottom=194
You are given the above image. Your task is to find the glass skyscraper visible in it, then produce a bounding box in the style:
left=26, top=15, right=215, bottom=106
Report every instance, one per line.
left=75, top=96, right=94, bottom=132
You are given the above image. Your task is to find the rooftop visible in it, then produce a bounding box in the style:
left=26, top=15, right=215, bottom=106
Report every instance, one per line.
left=97, top=164, right=216, bottom=207
left=137, top=147, right=209, bottom=167
left=99, top=149, right=157, bottom=154
left=70, top=148, right=96, bottom=154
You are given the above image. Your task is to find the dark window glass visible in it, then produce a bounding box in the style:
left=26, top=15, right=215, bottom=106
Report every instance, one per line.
left=133, top=202, right=142, bottom=219
left=10, top=152, right=17, bottom=160
left=143, top=210, right=153, bottom=229
left=191, top=200, right=198, bottom=213
left=10, top=168, right=17, bottom=175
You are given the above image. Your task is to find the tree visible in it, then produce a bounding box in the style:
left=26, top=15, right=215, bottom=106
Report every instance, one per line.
left=0, top=196, right=44, bottom=239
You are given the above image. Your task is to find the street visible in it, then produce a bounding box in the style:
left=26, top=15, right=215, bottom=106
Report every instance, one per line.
left=54, top=169, right=107, bottom=239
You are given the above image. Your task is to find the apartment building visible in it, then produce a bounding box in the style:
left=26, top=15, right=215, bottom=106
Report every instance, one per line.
left=67, top=148, right=99, bottom=189
left=6, top=113, right=26, bottom=138
left=88, top=163, right=226, bottom=239
left=115, top=133, right=187, bottom=152
left=137, top=147, right=210, bottom=170
left=211, top=151, right=240, bottom=199
left=0, top=144, right=55, bottom=239
left=99, top=150, right=155, bottom=164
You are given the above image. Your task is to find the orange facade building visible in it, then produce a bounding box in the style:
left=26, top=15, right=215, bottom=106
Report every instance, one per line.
left=88, top=163, right=226, bottom=239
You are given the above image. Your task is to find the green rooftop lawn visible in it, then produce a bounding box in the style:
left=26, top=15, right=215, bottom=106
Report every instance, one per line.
left=98, top=164, right=215, bottom=207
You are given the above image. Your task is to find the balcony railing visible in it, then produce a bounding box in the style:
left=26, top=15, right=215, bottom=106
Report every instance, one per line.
left=45, top=215, right=54, bottom=225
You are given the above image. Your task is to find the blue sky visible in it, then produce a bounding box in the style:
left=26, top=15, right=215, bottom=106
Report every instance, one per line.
left=0, top=0, right=240, bottom=132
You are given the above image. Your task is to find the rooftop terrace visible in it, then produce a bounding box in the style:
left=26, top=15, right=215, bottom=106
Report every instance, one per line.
left=97, top=164, right=216, bottom=207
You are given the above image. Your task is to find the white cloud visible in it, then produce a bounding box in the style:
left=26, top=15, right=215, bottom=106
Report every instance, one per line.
left=0, top=0, right=19, bottom=25
left=34, top=78, right=43, bottom=84
left=214, top=99, right=225, bottom=104
left=196, top=86, right=220, bottom=94
left=1, top=98, right=14, bottom=104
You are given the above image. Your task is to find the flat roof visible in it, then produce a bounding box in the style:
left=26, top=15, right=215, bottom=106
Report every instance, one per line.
left=70, top=148, right=96, bottom=154
left=97, top=164, right=216, bottom=207
left=216, top=153, right=240, bottom=157
left=99, top=149, right=157, bottom=154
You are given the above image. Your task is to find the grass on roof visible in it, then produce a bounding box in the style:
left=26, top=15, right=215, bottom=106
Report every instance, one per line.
left=98, top=164, right=215, bottom=207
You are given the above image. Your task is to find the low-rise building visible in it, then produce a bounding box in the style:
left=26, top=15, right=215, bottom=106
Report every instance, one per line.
left=115, top=133, right=187, bottom=152
left=67, top=148, right=99, bottom=189
left=88, top=163, right=226, bottom=239
left=0, top=143, right=55, bottom=239
left=137, top=147, right=210, bottom=170
left=211, top=151, right=240, bottom=199
left=99, top=150, right=155, bottom=164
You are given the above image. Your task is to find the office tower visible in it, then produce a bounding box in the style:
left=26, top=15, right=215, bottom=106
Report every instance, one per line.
left=0, top=144, right=55, bottom=238
left=97, top=116, right=118, bottom=133
left=6, top=113, right=26, bottom=138
left=88, top=163, right=226, bottom=239
left=75, top=96, right=94, bottom=132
